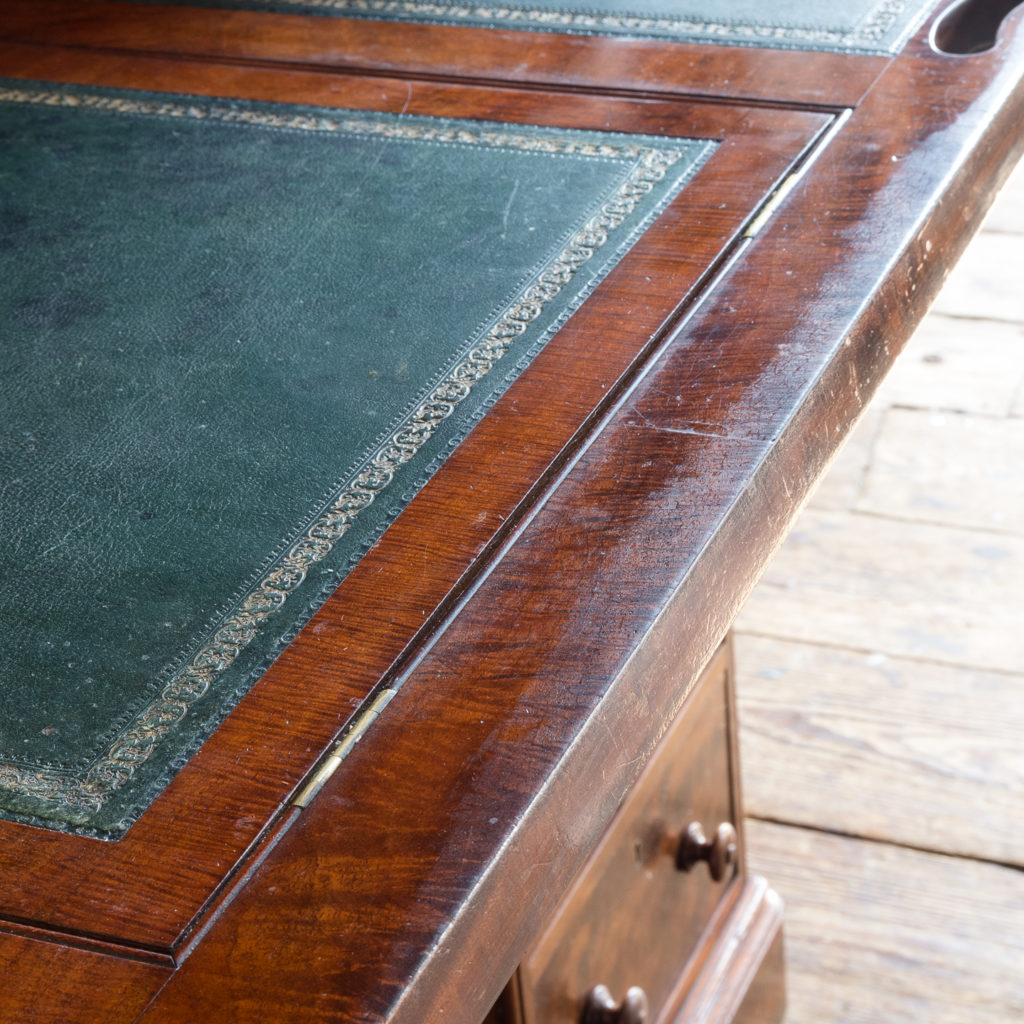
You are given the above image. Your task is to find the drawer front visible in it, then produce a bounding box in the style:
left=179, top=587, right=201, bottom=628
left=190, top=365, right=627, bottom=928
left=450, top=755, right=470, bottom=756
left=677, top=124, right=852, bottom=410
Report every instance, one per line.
left=516, top=641, right=740, bottom=1024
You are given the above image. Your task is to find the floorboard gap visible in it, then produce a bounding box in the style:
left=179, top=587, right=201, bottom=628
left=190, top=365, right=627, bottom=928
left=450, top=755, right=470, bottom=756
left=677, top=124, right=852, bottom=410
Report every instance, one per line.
left=746, top=815, right=1024, bottom=874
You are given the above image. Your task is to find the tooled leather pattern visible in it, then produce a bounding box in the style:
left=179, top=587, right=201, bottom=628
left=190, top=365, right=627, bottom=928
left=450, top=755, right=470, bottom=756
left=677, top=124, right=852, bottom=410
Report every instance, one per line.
left=0, top=83, right=713, bottom=833
left=131, top=0, right=934, bottom=53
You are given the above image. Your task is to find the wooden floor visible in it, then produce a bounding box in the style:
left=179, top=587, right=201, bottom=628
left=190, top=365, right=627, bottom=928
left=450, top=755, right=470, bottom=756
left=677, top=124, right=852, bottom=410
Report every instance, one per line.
left=736, top=158, right=1024, bottom=1022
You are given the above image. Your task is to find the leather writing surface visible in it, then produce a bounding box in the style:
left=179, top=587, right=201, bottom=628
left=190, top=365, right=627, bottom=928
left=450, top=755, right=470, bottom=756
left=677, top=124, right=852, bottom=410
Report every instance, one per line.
left=0, top=81, right=713, bottom=835
left=131, top=0, right=936, bottom=52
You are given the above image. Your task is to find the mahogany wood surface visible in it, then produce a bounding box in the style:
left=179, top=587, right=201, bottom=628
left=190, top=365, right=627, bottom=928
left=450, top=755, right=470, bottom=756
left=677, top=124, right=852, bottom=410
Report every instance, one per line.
left=0, top=929, right=171, bottom=1022
left=0, top=39, right=825, bottom=952
left=732, top=931, right=786, bottom=1024
left=669, top=878, right=785, bottom=1024
left=130, top=12, right=1024, bottom=1024
left=2, top=0, right=888, bottom=108
left=0, top=1, right=1023, bottom=1021
left=517, top=640, right=738, bottom=1024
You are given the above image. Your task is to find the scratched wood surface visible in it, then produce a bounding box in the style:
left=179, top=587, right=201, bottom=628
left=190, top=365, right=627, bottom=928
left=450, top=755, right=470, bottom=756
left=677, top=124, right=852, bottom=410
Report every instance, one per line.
left=0, top=37, right=825, bottom=950
left=3, top=5, right=1024, bottom=1021
left=737, top=157, right=1024, bottom=1021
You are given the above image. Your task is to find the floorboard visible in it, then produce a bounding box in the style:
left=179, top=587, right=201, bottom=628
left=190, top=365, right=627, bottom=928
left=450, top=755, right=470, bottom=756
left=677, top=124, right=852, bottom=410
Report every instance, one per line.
left=979, top=162, right=1024, bottom=234
left=736, top=507, right=1024, bottom=672
left=745, top=821, right=1024, bottom=1024
left=932, top=231, right=1024, bottom=323
left=736, top=134, right=1024, bottom=1022
left=737, top=634, right=1024, bottom=866
left=874, top=314, right=1024, bottom=416
left=857, top=407, right=1024, bottom=533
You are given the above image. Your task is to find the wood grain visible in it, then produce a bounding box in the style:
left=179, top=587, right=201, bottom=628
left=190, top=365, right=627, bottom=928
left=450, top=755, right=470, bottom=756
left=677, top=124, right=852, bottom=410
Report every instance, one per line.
left=518, top=641, right=740, bottom=1024
left=789, top=315, right=1024, bottom=513
left=138, top=22, right=1024, bottom=1018
left=0, top=0, right=888, bottom=107
left=870, top=314, right=1024, bottom=416
left=736, top=508, right=1024, bottom=672
left=0, top=930, right=170, bottom=1023
left=668, top=877, right=785, bottom=1024
left=795, top=407, right=882, bottom=513
left=0, top=1, right=1021, bottom=1021
left=120, top=17, right=1024, bottom=1023
left=857, top=407, right=1024, bottom=532
left=981, top=156, right=1024, bottom=233
left=746, top=821, right=1024, bottom=1024
left=931, top=231, right=1024, bottom=322
left=737, top=151, right=1024, bottom=1023
left=0, top=40, right=825, bottom=952
left=736, top=634, right=1024, bottom=866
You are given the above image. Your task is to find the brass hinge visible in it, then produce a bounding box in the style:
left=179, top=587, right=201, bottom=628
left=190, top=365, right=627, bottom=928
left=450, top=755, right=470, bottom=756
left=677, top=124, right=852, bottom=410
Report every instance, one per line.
left=743, top=108, right=852, bottom=240
left=743, top=172, right=801, bottom=239
left=291, top=687, right=398, bottom=809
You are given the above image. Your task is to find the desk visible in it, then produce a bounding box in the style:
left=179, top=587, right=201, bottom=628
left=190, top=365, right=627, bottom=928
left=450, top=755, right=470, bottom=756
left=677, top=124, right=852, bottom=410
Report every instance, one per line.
left=0, top=2, right=1022, bottom=1021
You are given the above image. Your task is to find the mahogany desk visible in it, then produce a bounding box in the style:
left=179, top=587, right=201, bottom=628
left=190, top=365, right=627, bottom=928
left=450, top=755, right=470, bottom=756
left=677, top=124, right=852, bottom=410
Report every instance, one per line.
left=0, top=1, right=1022, bottom=1021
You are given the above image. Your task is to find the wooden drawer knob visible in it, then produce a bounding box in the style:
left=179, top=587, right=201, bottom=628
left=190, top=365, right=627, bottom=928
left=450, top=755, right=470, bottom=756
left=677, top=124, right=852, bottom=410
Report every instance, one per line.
left=581, top=984, right=649, bottom=1024
left=675, top=821, right=738, bottom=882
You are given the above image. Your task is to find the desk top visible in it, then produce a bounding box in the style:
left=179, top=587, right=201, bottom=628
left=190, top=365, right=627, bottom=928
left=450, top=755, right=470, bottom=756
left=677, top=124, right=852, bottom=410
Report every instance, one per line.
left=0, top=1, right=1022, bottom=1021
left=0, top=81, right=712, bottom=835
left=123, top=0, right=937, bottom=52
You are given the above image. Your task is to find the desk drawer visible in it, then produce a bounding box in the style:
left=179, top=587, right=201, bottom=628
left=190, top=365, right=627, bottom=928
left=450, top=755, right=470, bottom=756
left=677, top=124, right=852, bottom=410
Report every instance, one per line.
left=515, top=640, right=741, bottom=1024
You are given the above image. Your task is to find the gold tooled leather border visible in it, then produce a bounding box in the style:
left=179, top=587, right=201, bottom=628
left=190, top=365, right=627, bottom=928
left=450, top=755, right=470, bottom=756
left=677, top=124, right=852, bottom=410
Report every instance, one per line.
left=0, top=86, right=703, bottom=821
left=242, top=0, right=916, bottom=51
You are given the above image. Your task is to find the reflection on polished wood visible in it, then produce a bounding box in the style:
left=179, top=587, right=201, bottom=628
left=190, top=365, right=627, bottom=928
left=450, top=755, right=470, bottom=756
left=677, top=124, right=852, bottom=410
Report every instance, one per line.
left=0, top=0, right=1022, bottom=1021
left=739, top=162, right=1024, bottom=1021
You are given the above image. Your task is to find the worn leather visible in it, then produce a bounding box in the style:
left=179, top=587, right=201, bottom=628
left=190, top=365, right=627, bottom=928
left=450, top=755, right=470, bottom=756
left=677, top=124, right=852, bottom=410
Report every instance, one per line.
left=140, top=0, right=937, bottom=53
left=0, top=81, right=712, bottom=833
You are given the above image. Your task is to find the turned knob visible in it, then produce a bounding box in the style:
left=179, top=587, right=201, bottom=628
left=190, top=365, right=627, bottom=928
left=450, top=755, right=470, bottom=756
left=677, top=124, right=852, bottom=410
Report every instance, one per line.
left=581, top=984, right=649, bottom=1024
left=675, top=821, right=738, bottom=882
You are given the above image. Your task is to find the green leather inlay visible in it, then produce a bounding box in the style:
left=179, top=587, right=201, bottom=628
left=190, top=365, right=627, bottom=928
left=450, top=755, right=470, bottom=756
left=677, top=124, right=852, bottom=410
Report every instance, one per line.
left=130, top=0, right=935, bottom=52
left=0, top=82, right=713, bottom=835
